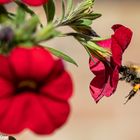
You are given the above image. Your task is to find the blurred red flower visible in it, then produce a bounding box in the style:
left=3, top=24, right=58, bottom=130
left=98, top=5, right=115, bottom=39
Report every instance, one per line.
left=22, top=0, right=48, bottom=6
left=0, top=0, right=11, bottom=4
left=0, top=0, right=48, bottom=6
left=89, top=24, right=133, bottom=103
left=0, top=46, right=73, bottom=134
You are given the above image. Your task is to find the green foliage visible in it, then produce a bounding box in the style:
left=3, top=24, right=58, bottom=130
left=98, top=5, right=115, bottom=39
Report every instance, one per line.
left=34, top=24, right=61, bottom=43
left=14, top=6, right=26, bottom=26
left=46, top=47, right=78, bottom=66
left=43, top=0, right=55, bottom=23
left=0, top=0, right=109, bottom=65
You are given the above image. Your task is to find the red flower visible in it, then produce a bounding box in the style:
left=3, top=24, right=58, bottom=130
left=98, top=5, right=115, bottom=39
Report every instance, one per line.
left=22, top=0, right=48, bottom=6
left=0, top=0, right=48, bottom=6
left=0, top=46, right=73, bottom=134
left=89, top=24, right=133, bottom=103
left=0, top=0, right=11, bottom=4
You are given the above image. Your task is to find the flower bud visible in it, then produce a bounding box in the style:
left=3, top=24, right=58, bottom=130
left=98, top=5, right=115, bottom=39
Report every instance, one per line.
left=0, top=26, right=14, bottom=43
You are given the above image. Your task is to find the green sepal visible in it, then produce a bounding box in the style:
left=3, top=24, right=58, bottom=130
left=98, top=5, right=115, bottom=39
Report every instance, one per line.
left=15, top=15, right=39, bottom=42
left=71, top=25, right=99, bottom=37
left=87, top=41, right=111, bottom=55
left=46, top=47, right=78, bottom=66
left=65, top=0, right=73, bottom=16
left=60, top=0, right=66, bottom=22
left=14, top=6, right=26, bottom=26
left=0, top=6, right=14, bottom=22
left=72, top=19, right=92, bottom=26
left=83, top=13, right=102, bottom=20
left=43, top=0, right=55, bottom=23
left=34, top=24, right=61, bottom=43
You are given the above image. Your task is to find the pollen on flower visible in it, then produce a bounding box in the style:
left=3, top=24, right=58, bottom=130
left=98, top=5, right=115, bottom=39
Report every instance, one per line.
left=18, top=80, right=37, bottom=90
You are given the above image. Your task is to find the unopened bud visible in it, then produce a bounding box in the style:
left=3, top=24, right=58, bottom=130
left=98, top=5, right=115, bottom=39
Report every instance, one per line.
left=0, top=27, right=14, bottom=42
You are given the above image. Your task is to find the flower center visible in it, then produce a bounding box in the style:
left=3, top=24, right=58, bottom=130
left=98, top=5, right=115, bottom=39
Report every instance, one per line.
left=18, top=80, right=37, bottom=89
left=16, top=80, right=38, bottom=93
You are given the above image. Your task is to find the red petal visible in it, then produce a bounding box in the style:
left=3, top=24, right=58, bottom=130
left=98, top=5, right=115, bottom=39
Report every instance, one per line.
left=0, top=78, right=14, bottom=98
left=28, top=47, right=54, bottom=81
left=40, top=60, right=73, bottom=101
left=0, top=93, right=55, bottom=134
left=0, top=0, right=11, bottom=4
left=89, top=58, right=113, bottom=102
left=9, top=47, right=30, bottom=80
left=0, top=55, right=13, bottom=81
left=111, top=37, right=123, bottom=67
left=111, top=67, right=119, bottom=93
left=89, top=58, right=116, bottom=102
left=39, top=96, right=70, bottom=129
left=112, top=24, right=133, bottom=51
left=97, top=39, right=112, bottom=49
left=22, top=0, right=48, bottom=6
left=89, top=58, right=105, bottom=74
left=9, top=47, right=54, bottom=81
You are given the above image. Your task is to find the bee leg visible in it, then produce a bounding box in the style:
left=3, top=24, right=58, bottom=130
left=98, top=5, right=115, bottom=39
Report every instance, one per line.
left=124, top=90, right=136, bottom=104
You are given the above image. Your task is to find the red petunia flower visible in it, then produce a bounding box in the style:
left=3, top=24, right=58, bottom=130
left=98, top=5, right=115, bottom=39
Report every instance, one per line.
left=89, top=24, right=133, bottom=103
left=0, top=0, right=48, bottom=6
left=0, top=0, right=11, bottom=4
left=0, top=46, right=73, bottom=134
left=22, top=0, right=48, bottom=6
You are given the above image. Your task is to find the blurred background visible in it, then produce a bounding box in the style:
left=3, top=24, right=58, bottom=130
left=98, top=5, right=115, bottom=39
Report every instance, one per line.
left=8, top=0, right=140, bottom=140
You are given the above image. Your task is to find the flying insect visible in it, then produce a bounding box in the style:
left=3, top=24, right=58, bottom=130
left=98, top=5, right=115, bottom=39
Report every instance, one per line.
left=119, top=63, right=140, bottom=104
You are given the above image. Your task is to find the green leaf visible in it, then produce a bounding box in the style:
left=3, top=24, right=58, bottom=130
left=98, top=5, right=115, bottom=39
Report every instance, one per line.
left=66, top=0, right=73, bottom=16
left=46, top=47, right=78, bottom=66
left=14, top=6, right=26, bottom=26
left=87, top=41, right=109, bottom=53
left=43, top=0, right=55, bottom=23
left=72, top=19, right=92, bottom=26
left=0, top=6, right=14, bottom=21
left=15, top=15, right=39, bottom=42
left=71, top=25, right=99, bottom=37
left=35, top=24, right=61, bottom=42
left=83, top=13, right=102, bottom=20
left=60, top=0, right=65, bottom=22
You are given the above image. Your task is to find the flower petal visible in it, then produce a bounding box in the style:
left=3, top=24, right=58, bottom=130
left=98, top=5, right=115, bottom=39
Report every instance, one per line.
left=28, top=47, right=54, bottom=81
left=40, top=60, right=73, bottom=101
left=0, top=93, right=55, bottom=134
left=97, top=39, right=112, bottom=49
left=9, top=47, right=31, bottom=80
left=0, top=78, right=14, bottom=98
left=0, top=0, right=11, bottom=4
left=22, top=0, right=48, bottom=6
left=39, top=96, right=70, bottom=130
left=111, top=37, right=123, bottom=67
left=89, top=58, right=114, bottom=102
left=0, top=55, right=13, bottom=81
left=9, top=47, right=54, bottom=81
left=112, top=24, right=133, bottom=51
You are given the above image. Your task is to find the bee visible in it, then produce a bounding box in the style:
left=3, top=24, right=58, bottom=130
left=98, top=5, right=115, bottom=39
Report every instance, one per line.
left=119, top=63, right=140, bottom=104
